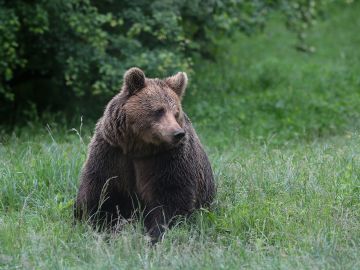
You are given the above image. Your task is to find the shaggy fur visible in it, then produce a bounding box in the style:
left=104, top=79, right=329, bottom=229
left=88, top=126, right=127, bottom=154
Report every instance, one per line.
left=74, top=67, right=215, bottom=242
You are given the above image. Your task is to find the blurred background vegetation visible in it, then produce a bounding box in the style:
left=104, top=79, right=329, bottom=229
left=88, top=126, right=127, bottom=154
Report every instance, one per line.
left=0, top=0, right=358, bottom=144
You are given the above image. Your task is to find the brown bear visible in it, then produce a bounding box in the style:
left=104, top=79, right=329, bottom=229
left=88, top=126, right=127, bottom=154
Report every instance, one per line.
left=74, top=67, right=215, bottom=242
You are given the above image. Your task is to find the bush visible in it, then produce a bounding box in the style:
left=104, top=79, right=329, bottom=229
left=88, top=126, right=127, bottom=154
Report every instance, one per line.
left=0, top=0, right=332, bottom=122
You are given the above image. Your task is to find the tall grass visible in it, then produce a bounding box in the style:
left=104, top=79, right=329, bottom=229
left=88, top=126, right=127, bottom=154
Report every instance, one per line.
left=0, top=127, right=359, bottom=269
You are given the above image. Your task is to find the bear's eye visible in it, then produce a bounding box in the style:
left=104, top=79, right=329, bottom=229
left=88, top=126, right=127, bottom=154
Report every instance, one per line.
left=154, top=108, right=165, bottom=118
left=175, top=111, right=180, bottom=118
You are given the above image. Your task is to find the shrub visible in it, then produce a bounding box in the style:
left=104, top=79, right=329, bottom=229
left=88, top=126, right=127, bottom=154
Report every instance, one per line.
left=0, top=0, right=331, bottom=122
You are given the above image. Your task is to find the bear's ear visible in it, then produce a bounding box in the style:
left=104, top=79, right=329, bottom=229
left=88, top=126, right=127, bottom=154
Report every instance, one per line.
left=165, top=72, right=188, bottom=99
left=123, top=67, right=145, bottom=95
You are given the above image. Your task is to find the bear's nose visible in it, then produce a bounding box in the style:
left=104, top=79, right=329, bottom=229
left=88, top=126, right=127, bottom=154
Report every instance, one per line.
left=173, top=129, right=185, bottom=141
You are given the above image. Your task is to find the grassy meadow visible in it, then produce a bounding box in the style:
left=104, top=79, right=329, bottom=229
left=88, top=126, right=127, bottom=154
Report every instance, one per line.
left=1, top=3, right=360, bottom=269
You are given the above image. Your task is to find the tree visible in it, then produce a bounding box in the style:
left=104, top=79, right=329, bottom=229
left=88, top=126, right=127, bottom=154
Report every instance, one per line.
left=0, top=0, right=334, bottom=122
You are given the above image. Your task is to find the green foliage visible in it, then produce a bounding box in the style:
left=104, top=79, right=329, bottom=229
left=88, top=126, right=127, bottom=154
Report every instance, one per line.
left=282, top=0, right=328, bottom=52
left=0, top=0, right=336, bottom=122
left=0, top=0, right=273, bottom=121
left=0, top=6, right=22, bottom=100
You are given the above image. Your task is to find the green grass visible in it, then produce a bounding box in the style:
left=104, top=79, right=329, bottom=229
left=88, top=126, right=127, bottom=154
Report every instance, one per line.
left=1, top=2, right=360, bottom=269
left=186, top=1, right=360, bottom=148
left=0, top=127, right=359, bottom=269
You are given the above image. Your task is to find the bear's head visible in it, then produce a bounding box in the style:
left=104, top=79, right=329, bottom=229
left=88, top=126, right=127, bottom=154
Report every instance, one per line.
left=101, top=67, right=188, bottom=156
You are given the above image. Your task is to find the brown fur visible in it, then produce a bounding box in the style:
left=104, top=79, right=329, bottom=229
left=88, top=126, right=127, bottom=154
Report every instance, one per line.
left=74, top=67, right=215, bottom=242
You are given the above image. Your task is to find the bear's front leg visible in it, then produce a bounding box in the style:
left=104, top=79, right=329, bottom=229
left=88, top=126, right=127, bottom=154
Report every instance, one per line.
left=143, top=205, right=168, bottom=243
left=143, top=191, right=196, bottom=244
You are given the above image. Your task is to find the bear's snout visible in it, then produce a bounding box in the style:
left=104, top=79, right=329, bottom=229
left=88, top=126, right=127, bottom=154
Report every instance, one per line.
left=173, top=129, right=185, bottom=142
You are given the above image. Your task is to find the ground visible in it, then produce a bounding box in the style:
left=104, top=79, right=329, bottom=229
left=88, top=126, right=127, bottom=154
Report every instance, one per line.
left=0, top=129, right=359, bottom=269
left=0, top=2, right=359, bottom=269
